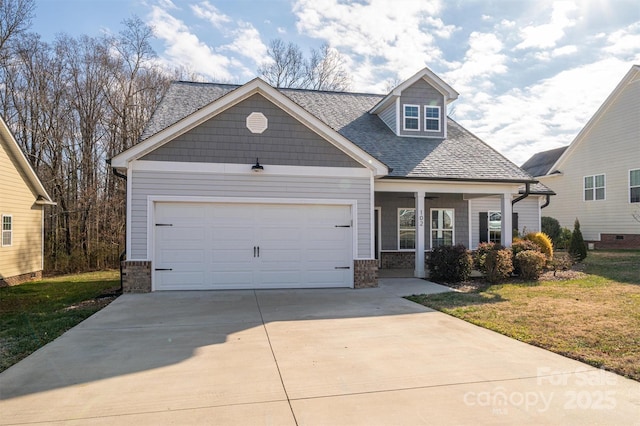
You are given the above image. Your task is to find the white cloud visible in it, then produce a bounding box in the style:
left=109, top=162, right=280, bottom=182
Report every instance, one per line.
left=219, top=21, right=269, bottom=64
left=605, top=21, right=640, bottom=57
left=190, top=1, right=231, bottom=29
left=516, top=1, right=579, bottom=50
left=148, top=3, right=237, bottom=81
left=292, top=0, right=450, bottom=92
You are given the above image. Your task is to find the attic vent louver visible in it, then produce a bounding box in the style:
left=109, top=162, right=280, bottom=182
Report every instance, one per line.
left=246, top=112, right=268, bottom=134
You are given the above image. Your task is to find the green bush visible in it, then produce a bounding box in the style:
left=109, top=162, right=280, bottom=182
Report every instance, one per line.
left=515, top=250, right=547, bottom=280
left=428, top=244, right=473, bottom=283
left=541, top=217, right=562, bottom=247
left=511, top=239, right=540, bottom=274
left=556, top=227, right=572, bottom=250
left=473, top=242, right=498, bottom=273
left=485, top=248, right=513, bottom=283
left=569, top=219, right=587, bottom=261
left=524, top=232, right=554, bottom=259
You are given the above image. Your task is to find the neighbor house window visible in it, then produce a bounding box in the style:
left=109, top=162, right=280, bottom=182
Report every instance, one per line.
left=2, top=215, right=12, bottom=247
left=584, top=174, right=605, bottom=201
left=398, top=208, right=415, bottom=250
left=631, top=169, right=640, bottom=203
left=424, top=106, right=440, bottom=131
left=431, top=209, right=454, bottom=249
left=403, top=105, right=419, bottom=131
left=488, top=211, right=502, bottom=244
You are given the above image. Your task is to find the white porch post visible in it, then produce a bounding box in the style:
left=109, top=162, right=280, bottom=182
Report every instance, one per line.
left=501, top=193, right=513, bottom=247
left=415, top=191, right=426, bottom=278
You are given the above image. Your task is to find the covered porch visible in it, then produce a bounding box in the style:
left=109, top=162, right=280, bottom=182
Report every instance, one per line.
left=374, top=179, right=524, bottom=279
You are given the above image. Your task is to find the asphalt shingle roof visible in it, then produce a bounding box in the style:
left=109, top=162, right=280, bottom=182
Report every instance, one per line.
left=520, top=146, right=567, bottom=177
left=141, top=81, right=537, bottom=182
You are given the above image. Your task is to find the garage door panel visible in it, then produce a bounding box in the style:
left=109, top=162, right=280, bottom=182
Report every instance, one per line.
left=154, top=202, right=352, bottom=290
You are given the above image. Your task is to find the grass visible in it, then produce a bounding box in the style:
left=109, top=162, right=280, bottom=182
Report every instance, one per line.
left=408, top=250, right=640, bottom=381
left=0, top=270, right=120, bottom=373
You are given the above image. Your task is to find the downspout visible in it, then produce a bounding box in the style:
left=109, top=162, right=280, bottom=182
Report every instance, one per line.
left=107, top=159, right=127, bottom=293
left=541, top=194, right=551, bottom=209
left=512, top=182, right=530, bottom=205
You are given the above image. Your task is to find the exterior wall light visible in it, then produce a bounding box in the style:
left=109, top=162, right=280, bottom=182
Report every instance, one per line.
left=251, top=158, right=264, bottom=173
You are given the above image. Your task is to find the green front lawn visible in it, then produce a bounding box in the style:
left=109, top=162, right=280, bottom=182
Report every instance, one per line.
left=408, top=250, right=640, bottom=381
left=0, top=271, right=120, bottom=373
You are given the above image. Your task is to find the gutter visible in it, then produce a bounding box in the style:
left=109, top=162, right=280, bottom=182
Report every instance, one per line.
left=541, top=194, right=551, bottom=209
left=512, top=182, right=530, bottom=205
left=106, top=158, right=127, bottom=293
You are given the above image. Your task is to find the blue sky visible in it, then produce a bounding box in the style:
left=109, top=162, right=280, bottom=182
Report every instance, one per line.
left=32, top=0, right=640, bottom=165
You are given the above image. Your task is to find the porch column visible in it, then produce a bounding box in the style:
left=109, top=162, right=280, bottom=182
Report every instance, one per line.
left=501, top=193, right=513, bottom=247
left=415, top=191, right=426, bottom=278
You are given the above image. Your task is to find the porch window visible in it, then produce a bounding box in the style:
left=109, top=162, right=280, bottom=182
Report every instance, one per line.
left=584, top=174, right=605, bottom=201
left=2, top=215, right=12, bottom=247
left=631, top=169, right=640, bottom=203
left=403, top=105, right=419, bottom=131
left=424, top=106, right=440, bottom=131
left=488, top=211, right=501, bottom=244
left=398, top=208, right=415, bottom=250
left=431, top=209, right=454, bottom=249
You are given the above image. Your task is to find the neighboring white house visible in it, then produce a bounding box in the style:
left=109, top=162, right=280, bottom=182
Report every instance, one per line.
left=111, top=68, right=550, bottom=292
left=522, top=64, right=640, bottom=249
left=0, top=116, right=55, bottom=285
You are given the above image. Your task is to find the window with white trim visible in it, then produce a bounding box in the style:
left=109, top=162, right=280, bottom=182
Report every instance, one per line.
left=424, top=106, right=440, bottom=131
left=431, top=209, right=454, bottom=249
left=398, top=208, right=415, bottom=250
left=2, top=215, right=12, bottom=247
left=584, top=174, right=605, bottom=201
left=403, top=105, right=419, bottom=131
left=630, top=169, right=640, bottom=203
left=488, top=211, right=502, bottom=244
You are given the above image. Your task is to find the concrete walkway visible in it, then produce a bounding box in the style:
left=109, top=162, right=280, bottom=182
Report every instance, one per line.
left=1, top=279, right=638, bottom=425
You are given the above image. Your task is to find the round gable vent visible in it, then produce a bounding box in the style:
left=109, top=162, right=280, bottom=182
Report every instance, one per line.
left=246, top=112, right=268, bottom=134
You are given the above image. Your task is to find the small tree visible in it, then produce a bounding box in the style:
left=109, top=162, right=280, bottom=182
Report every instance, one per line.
left=541, top=216, right=562, bottom=247
left=568, top=219, right=587, bottom=261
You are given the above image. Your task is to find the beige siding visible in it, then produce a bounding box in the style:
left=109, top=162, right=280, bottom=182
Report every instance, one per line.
left=0, top=140, right=43, bottom=279
left=540, top=76, right=640, bottom=241
left=130, top=168, right=372, bottom=260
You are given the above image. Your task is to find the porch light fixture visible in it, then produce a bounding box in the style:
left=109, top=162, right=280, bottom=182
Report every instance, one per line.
left=251, top=158, right=264, bottom=173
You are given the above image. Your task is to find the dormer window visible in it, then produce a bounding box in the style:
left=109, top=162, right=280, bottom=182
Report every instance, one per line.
left=403, top=105, right=419, bottom=131
left=425, top=106, right=440, bottom=132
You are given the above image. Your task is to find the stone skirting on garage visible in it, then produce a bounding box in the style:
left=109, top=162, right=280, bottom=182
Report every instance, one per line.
left=0, top=270, right=42, bottom=287
left=354, top=259, right=378, bottom=288
left=380, top=252, right=429, bottom=270
left=122, top=261, right=152, bottom=293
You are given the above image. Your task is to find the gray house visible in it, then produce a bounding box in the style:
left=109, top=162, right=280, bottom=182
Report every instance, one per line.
left=111, top=68, right=549, bottom=292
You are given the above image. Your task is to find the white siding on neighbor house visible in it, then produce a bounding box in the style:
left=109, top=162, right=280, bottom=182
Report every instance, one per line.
left=539, top=74, right=640, bottom=241
left=130, top=168, right=372, bottom=260
left=469, top=196, right=541, bottom=249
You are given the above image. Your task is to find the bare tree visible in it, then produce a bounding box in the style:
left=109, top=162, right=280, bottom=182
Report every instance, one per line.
left=0, top=0, right=34, bottom=56
left=305, top=43, right=350, bottom=91
left=259, top=38, right=351, bottom=91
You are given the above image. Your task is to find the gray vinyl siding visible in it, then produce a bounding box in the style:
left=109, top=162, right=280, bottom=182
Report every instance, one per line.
left=376, top=193, right=468, bottom=250
left=379, top=103, right=396, bottom=133
left=142, top=93, right=363, bottom=168
left=469, top=196, right=541, bottom=249
left=130, top=169, right=372, bottom=259
left=399, top=79, right=445, bottom=138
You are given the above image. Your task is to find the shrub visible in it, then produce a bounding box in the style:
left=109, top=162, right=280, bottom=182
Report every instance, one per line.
left=511, top=239, right=540, bottom=275
left=541, top=217, right=562, bottom=247
left=515, top=250, right=547, bottom=280
left=569, top=219, right=587, bottom=261
left=524, top=232, right=554, bottom=259
left=556, top=227, right=572, bottom=250
left=484, top=248, right=513, bottom=283
left=428, top=244, right=473, bottom=283
left=473, top=242, right=498, bottom=273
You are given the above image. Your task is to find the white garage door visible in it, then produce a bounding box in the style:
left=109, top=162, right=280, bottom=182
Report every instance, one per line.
left=153, top=202, right=353, bottom=290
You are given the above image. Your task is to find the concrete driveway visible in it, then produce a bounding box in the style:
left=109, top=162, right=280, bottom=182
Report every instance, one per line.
left=1, top=279, right=638, bottom=425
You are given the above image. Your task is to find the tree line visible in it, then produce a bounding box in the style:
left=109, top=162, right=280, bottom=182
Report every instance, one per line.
left=1, top=0, right=351, bottom=273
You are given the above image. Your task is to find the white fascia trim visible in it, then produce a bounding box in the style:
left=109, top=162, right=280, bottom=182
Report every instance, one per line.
left=126, top=167, right=133, bottom=257
left=375, top=179, right=522, bottom=194
left=132, top=160, right=372, bottom=178
left=111, top=78, right=387, bottom=176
